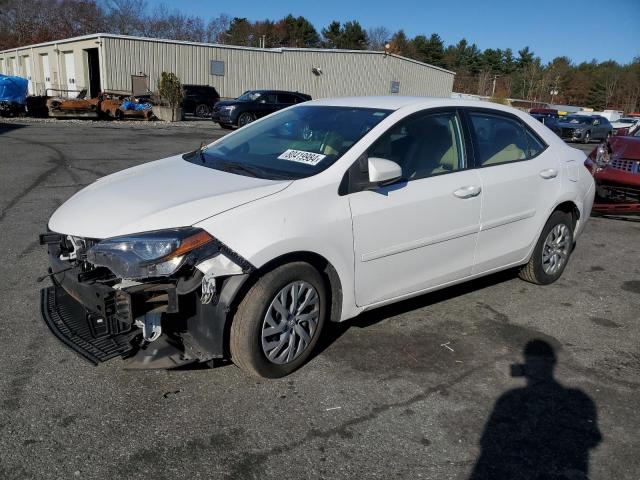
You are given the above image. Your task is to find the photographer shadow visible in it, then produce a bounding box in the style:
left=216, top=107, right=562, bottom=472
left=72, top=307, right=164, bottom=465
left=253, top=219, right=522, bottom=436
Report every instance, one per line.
left=470, top=340, right=602, bottom=480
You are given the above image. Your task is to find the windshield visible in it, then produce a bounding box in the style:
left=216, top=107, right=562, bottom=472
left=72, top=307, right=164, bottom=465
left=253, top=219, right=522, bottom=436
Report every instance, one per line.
left=237, top=91, right=262, bottom=101
left=561, top=116, right=592, bottom=124
left=188, top=105, right=392, bottom=180
left=616, top=118, right=636, bottom=124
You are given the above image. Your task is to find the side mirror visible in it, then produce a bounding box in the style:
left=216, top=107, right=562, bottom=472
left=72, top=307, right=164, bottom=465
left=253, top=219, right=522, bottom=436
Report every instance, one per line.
left=368, top=157, right=402, bottom=185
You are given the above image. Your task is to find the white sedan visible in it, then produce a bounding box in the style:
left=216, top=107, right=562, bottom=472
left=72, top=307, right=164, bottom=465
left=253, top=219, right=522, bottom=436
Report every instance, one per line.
left=40, top=97, right=595, bottom=377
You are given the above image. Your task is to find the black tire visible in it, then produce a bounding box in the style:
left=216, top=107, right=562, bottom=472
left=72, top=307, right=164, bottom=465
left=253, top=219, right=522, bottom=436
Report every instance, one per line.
left=195, top=104, right=211, bottom=118
left=519, top=211, right=574, bottom=285
left=230, top=262, right=327, bottom=378
left=582, top=131, right=591, bottom=144
left=237, top=112, right=255, bottom=127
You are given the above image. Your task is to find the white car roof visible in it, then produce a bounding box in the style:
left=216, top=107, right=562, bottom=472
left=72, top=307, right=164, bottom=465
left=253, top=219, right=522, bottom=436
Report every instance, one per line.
left=307, top=96, right=524, bottom=115
left=308, top=96, right=442, bottom=110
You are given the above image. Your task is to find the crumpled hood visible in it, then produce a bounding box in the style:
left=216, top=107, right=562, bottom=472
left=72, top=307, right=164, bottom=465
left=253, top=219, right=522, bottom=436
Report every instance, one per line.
left=48, top=154, right=291, bottom=239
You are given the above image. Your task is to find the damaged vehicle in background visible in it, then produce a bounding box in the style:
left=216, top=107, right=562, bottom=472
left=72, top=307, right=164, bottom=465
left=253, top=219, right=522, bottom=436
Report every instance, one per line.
left=585, top=131, right=640, bottom=215
left=558, top=115, right=612, bottom=143
left=40, top=97, right=594, bottom=378
left=611, top=117, right=640, bottom=137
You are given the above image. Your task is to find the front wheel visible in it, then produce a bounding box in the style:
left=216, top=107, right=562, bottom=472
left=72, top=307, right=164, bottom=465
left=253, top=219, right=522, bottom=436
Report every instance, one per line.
left=237, top=112, right=255, bottom=127
left=230, top=262, right=327, bottom=378
left=519, top=211, right=574, bottom=285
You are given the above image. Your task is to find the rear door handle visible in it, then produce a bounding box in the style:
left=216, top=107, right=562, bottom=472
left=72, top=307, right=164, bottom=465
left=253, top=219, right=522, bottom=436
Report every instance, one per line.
left=453, top=185, right=481, bottom=199
left=539, top=168, right=558, bottom=179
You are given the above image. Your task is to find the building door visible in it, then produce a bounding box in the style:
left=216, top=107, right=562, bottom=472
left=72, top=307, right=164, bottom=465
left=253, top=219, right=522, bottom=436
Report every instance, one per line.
left=41, top=54, right=52, bottom=94
left=7, top=57, right=15, bottom=76
left=85, top=48, right=101, bottom=97
left=63, top=51, right=76, bottom=97
left=24, top=56, right=34, bottom=95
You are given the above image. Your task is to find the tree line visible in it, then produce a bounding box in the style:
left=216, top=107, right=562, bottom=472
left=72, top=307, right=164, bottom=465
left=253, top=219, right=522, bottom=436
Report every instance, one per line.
left=1, top=0, right=638, bottom=112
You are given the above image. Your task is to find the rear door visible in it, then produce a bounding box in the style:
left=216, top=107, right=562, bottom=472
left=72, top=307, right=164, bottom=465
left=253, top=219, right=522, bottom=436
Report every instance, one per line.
left=465, top=109, right=560, bottom=274
left=256, top=92, right=279, bottom=118
left=349, top=108, right=482, bottom=306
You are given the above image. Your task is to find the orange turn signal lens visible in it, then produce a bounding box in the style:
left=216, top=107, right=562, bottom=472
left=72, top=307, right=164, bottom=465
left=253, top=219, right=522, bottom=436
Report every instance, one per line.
left=166, top=230, right=214, bottom=259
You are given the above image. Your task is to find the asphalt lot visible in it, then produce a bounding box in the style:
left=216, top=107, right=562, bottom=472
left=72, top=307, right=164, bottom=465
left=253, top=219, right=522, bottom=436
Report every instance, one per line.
left=0, top=118, right=639, bottom=480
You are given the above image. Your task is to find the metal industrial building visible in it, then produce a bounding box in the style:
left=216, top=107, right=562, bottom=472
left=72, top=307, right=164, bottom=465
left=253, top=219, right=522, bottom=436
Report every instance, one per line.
left=0, top=34, right=454, bottom=99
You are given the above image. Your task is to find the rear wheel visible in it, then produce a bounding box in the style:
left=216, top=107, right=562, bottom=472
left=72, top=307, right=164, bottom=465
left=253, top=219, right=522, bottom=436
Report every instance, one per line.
left=519, top=211, right=574, bottom=285
left=195, top=104, right=211, bottom=118
left=230, top=262, right=326, bottom=378
left=237, top=112, right=255, bottom=127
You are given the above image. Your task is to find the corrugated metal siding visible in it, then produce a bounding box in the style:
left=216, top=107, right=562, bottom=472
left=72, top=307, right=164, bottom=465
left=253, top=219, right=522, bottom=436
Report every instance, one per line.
left=101, top=37, right=454, bottom=99
left=1, top=35, right=454, bottom=99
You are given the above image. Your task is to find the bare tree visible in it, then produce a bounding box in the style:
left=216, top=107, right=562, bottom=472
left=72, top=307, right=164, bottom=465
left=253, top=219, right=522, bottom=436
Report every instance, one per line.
left=105, top=0, right=147, bottom=36
left=366, top=26, right=390, bottom=50
left=206, top=14, right=231, bottom=44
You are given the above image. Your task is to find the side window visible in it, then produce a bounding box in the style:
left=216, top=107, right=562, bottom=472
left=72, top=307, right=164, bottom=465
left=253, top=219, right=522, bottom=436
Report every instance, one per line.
left=593, top=118, right=600, bottom=126
left=264, top=94, right=278, bottom=104
left=278, top=93, right=297, bottom=104
left=469, top=112, right=528, bottom=166
left=368, top=111, right=465, bottom=181
left=525, top=128, right=546, bottom=158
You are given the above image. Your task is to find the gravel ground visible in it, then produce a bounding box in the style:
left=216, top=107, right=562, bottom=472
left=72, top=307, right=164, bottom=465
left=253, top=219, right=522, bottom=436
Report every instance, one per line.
left=0, top=120, right=638, bottom=480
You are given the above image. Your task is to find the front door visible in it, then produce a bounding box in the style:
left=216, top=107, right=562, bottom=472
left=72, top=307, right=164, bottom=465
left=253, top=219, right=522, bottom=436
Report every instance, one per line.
left=466, top=109, right=561, bottom=274
left=349, top=109, right=482, bottom=306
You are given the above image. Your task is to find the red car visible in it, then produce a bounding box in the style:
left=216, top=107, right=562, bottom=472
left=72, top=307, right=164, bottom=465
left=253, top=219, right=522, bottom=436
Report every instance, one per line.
left=585, top=134, right=640, bottom=215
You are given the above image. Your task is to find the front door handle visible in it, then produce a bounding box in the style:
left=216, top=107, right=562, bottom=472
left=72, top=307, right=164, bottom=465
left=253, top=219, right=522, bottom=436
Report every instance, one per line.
left=453, top=185, right=481, bottom=199
left=539, top=168, right=558, bottom=179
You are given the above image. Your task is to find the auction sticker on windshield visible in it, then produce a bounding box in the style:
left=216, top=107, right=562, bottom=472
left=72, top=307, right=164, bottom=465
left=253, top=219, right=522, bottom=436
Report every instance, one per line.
left=278, top=149, right=326, bottom=166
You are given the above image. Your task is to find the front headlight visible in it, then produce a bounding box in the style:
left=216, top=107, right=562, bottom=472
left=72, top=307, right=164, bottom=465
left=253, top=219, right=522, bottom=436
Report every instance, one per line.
left=87, top=228, right=214, bottom=279
left=222, top=105, right=236, bottom=112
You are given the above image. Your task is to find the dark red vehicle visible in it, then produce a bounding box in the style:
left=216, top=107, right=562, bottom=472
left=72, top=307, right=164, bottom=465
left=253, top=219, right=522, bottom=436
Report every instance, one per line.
left=585, top=134, right=640, bottom=215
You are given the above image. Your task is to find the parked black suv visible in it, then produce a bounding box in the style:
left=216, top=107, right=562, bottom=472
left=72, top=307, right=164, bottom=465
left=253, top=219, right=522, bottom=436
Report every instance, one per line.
left=212, top=90, right=311, bottom=128
left=182, top=84, right=221, bottom=118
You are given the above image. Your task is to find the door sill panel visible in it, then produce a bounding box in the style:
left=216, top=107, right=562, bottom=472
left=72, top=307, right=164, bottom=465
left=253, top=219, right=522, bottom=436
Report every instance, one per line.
left=359, top=258, right=528, bottom=312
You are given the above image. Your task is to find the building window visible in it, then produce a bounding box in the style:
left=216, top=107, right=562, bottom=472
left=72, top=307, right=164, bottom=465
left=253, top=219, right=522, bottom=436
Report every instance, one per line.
left=390, top=81, right=400, bottom=94
left=210, top=60, right=225, bottom=76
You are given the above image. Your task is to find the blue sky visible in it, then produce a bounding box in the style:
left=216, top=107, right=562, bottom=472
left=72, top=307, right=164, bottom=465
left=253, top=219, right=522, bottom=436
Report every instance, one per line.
left=153, top=0, right=638, bottom=64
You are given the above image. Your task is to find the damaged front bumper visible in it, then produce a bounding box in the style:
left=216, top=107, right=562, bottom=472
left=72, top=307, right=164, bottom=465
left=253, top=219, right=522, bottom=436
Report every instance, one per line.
left=39, top=232, right=253, bottom=368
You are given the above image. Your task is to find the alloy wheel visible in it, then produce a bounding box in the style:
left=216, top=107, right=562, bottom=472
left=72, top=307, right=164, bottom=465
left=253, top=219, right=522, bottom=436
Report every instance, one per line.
left=542, top=224, right=571, bottom=275
left=261, top=281, right=320, bottom=364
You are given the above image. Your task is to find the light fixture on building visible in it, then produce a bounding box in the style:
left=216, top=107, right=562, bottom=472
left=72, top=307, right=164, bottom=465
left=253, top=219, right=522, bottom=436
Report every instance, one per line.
left=311, top=66, right=323, bottom=76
